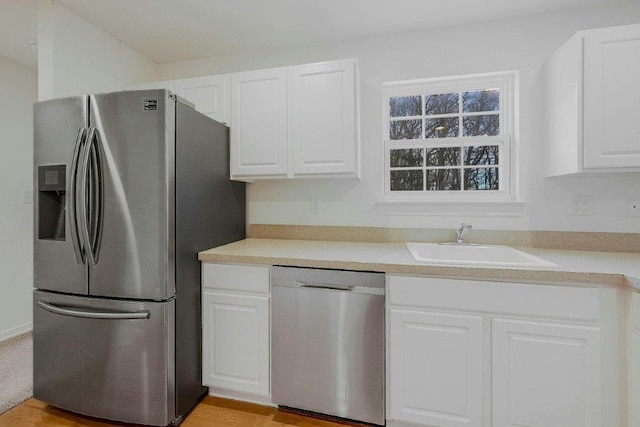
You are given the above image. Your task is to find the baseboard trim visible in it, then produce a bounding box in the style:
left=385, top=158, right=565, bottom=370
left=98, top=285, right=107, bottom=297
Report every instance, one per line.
left=208, top=387, right=274, bottom=407
left=0, top=323, right=32, bottom=342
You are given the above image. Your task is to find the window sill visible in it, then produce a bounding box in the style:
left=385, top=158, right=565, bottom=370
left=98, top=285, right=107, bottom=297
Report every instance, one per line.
left=377, top=200, right=527, bottom=217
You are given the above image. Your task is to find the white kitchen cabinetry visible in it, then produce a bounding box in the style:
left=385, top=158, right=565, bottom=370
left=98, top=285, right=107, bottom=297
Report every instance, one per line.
left=175, top=75, right=229, bottom=124
left=129, top=74, right=230, bottom=124
left=544, top=23, right=640, bottom=176
left=388, top=308, right=483, bottom=427
left=629, top=292, right=640, bottom=427
left=387, top=275, right=605, bottom=427
left=492, top=319, right=601, bottom=427
left=201, top=263, right=270, bottom=398
left=291, top=60, right=358, bottom=176
left=230, top=58, right=360, bottom=180
left=230, top=68, right=289, bottom=177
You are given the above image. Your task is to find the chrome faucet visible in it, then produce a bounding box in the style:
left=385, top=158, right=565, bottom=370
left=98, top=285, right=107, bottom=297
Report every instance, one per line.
left=456, top=223, right=472, bottom=244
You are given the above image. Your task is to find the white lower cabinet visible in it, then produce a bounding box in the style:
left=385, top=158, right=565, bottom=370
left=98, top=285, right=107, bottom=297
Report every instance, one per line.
left=387, top=275, right=604, bottom=427
left=492, top=319, right=601, bottom=427
left=388, top=309, right=483, bottom=427
left=201, top=263, right=270, bottom=398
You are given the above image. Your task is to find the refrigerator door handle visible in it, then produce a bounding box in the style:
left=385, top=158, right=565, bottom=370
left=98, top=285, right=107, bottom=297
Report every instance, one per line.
left=69, top=127, right=87, bottom=264
left=88, top=128, right=104, bottom=263
left=78, top=127, right=97, bottom=265
left=37, top=300, right=150, bottom=320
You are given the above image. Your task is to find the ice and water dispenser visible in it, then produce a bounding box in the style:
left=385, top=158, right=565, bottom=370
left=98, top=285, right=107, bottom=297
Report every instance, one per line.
left=37, top=165, right=66, bottom=241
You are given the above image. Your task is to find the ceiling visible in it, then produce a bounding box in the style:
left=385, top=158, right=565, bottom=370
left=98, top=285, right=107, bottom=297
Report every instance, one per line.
left=0, top=0, right=620, bottom=70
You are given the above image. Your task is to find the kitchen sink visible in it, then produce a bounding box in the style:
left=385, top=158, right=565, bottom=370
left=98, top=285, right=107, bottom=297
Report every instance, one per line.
left=405, top=242, right=556, bottom=269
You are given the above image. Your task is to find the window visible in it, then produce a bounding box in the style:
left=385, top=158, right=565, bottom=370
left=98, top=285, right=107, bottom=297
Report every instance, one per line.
left=382, top=72, right=517, bottom=202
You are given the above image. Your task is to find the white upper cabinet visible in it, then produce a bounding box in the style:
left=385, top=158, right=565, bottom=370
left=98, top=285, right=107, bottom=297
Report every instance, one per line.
left=129, top=75, right=229, bottom=124
left=230, top=68, right=289, bottom=177
left=544, top=23, right=640, bottom=176
left=175, top=75, right=229, bottom=124
left=229, top=58, right=361, bottom=181
left=583, top=25, right=640, bottom=169
left=291, top=59, right=358, bottom=176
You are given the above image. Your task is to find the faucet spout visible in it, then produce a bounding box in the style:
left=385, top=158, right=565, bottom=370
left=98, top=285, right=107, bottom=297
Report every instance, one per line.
left=456, top=223, right=472, bottom=244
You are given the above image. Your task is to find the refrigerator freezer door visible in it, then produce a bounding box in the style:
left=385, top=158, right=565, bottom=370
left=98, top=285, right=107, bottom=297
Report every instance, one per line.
left=87, top=90, right=175, bottom=300
left=34, top=96, right=88, bottom=295
left=33, top=290, right=176, bottom=426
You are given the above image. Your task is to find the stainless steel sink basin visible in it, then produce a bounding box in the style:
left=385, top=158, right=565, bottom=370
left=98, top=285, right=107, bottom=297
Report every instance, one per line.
left=405, top=242, right=556, bottom=269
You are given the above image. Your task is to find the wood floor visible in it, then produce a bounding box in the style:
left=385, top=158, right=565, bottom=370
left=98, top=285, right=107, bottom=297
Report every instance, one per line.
left=0, top=396, right=369, bottom=427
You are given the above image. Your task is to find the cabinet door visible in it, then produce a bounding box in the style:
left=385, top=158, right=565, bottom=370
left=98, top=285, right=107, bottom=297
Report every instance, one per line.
left=291, top=59, right=358, bottom=176
left=175, top=75, right=229, bottom=124
left=629, top=293, right=640, bottom=427
left=583, top=24, right=640, bottom=169
left=202, top=291, right=270, bottom=396
left=230, top=68, right=288, bottom=177
left=492, top=319, right=601, bottom=427
left=388, top=308, right=484, bottom=427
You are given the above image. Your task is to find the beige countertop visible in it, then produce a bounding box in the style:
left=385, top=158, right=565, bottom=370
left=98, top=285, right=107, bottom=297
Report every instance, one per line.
left=198, top=238, right=640, bottom=289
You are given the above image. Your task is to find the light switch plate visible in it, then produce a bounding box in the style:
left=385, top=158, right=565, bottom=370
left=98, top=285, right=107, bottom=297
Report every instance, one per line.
left=22, top=190, right=33, bottom=204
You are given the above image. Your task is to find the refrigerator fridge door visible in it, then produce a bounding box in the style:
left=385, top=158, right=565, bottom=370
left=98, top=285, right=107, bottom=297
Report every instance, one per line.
left=34, top=96, right=89, bottom=295
left=87, top=90, right=175, bottom=300
left=33, top=290, right=176, bottom=426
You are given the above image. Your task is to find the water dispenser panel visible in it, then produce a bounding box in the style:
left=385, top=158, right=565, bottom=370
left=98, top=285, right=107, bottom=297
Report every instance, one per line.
left=38, top=165, right=66, bottom=241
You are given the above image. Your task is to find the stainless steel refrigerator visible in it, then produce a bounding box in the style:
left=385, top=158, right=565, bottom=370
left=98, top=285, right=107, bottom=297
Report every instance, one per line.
left=32, top=90, right=245, bottom=426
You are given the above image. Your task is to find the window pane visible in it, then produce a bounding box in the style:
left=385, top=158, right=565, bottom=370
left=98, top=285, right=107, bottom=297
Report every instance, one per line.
left=390, top=149, right=424, bottom=167
left=390, top=170, right=423, bottom=191
left=462, top=114, right=499, bottom=136
left=425, top=117, right=459, bottom=138
left=390, top=119, right=422, bottom=140
left=425, top=93, right=459, bottom=115
left=463, top=145, right=499, bottom=166
left=464, top=168, right=499, bottom=190
left=463, top=90, right=499, bottom=113
left=390, top=96, right=422, bottom=117
left=426, top=147, right=460, bottom=167
left=426, top=169, right=461, bottom=191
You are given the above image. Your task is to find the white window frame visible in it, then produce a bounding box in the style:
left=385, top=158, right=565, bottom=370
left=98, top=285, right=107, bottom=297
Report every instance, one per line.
left=382, top=71, right=518, bottom=203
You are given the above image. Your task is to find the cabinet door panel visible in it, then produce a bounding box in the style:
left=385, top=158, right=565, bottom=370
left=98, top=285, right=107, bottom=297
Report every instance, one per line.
left=202, top=291, right=269, bottom=396
left=175, top=75, right=228, bottom=124
left=492, top=319, right=601, bottom=427
left=629, top=293, right=640, bottom=427
left=231, top=68, right=288, bottom=177
left=584, top=24, right=640, bottom=168
left=389, top=308, right=483, bottom=427
left=291, top=60, right=358, bottom=175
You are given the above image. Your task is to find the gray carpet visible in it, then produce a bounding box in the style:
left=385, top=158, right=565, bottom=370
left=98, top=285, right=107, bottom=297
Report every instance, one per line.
left=0, top=332, right=32, bottom=414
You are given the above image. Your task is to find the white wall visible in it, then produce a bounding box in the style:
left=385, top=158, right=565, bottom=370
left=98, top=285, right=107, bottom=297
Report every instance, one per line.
left=0, top=56, right=37, bottom=339
left=37, top=0, right=157, bottom=100
left=159, top=2, right=640, bottom=233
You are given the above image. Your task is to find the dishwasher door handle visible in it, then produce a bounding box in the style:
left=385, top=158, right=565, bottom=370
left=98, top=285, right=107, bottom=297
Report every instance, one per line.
left=296, top=281, right=353, bottom=292
left=294, top=281, right=385, bottom=295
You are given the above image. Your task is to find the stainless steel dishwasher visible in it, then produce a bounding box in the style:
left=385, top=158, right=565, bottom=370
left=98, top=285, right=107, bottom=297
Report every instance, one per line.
left=271, top=266, right=385, bottom=426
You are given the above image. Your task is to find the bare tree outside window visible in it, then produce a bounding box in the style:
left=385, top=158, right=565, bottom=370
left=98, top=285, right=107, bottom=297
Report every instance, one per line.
left=383, top=73, right=514, bottom=200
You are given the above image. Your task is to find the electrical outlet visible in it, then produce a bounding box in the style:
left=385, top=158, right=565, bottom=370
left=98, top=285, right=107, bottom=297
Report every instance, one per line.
left=571, top=197, right=592, bottom=216
left=627, top=199, right=640, bottom=217
left=310, top=197, right=319, bottom=214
